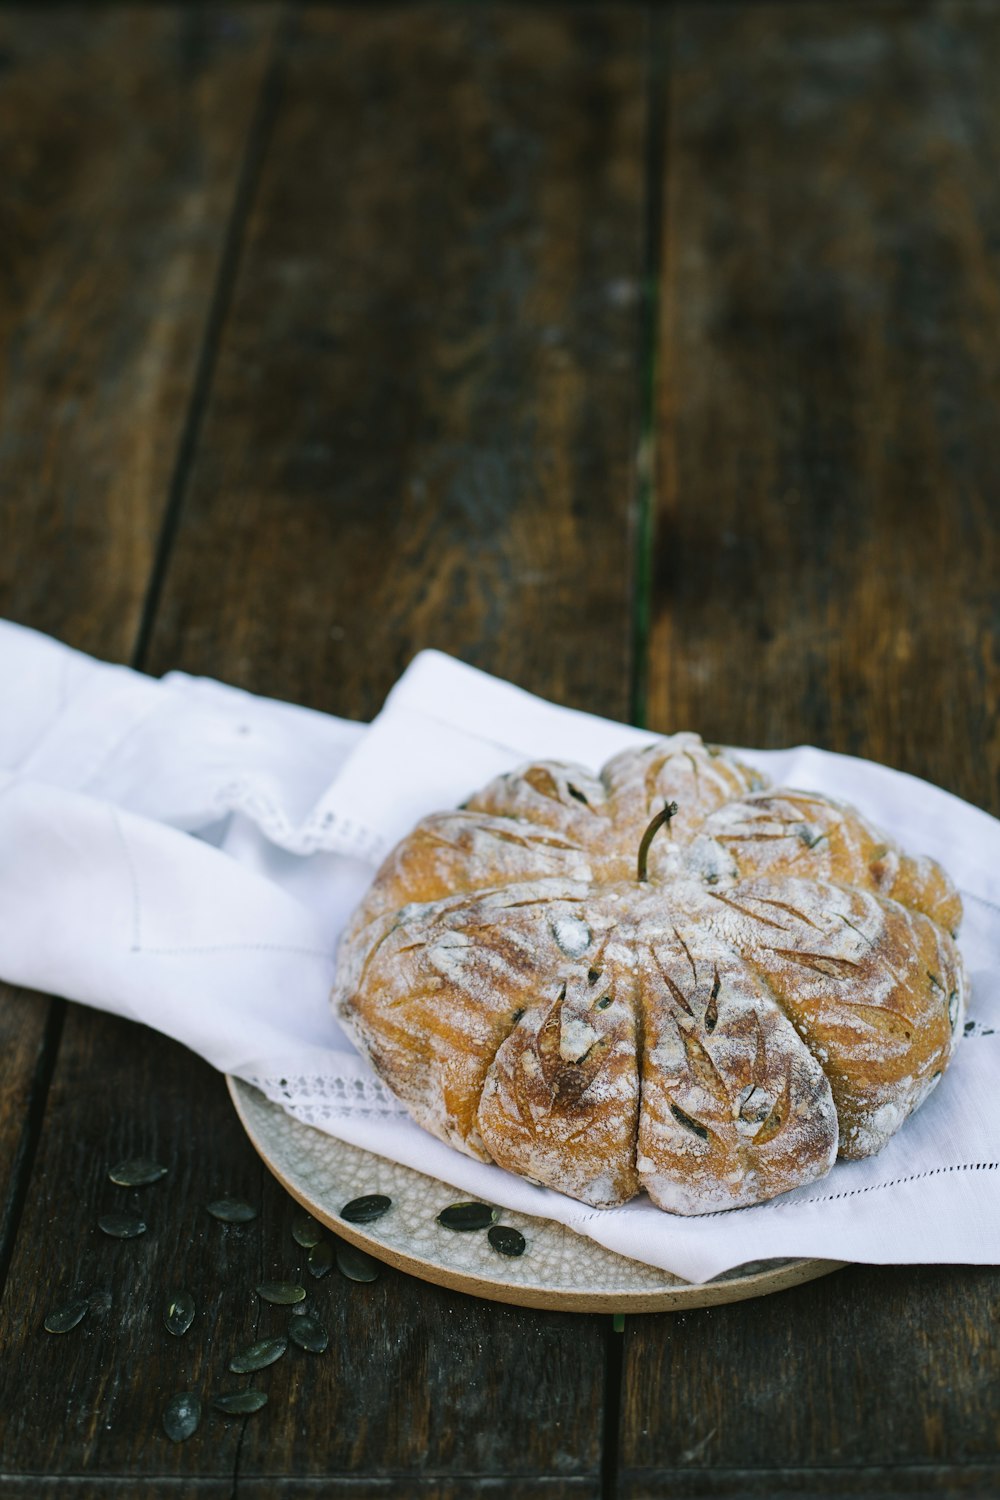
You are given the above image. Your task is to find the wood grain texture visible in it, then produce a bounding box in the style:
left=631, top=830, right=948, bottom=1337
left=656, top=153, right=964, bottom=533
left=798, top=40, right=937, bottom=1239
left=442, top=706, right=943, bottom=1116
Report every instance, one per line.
left=0, top=987, right=58, bottom=1280
left=618, top=1466, right=1000, bottom=1500
left=649, top=0, right=1000, bottom=816
left=626, top=3, right=1000, bottom=1493
left=0, top=1483, right=595, bottom=1499
left=0, top=5, right=279, bottom=658
left=621, top=1264, right=1000, bottom=1482
left=236, top=1216, right=606, bottom=1482
left=0, top=1008, right=265, bottom=1479
left=142, top=4, right=647, bottom=725
left=0, top=0, right=277, bottom=1366
left=1, top=4, right=645, bottom=1492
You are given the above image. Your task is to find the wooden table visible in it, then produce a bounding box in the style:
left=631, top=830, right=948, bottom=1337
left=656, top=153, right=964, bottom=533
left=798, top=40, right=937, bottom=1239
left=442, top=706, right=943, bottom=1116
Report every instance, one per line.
left=1, top=4, right=998, bottom=1495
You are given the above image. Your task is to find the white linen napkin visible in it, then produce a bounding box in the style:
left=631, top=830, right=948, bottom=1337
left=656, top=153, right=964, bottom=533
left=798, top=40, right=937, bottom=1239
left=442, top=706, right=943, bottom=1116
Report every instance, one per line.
left=1, top=617, right=998, bottom=1285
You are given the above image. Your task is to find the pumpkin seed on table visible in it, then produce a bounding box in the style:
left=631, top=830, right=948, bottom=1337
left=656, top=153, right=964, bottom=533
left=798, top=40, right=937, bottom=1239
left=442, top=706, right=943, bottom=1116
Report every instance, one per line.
left=213, top=1389, right=268, bottom=1415
left=436, top=1201, right=498, bottom=1232
left=163, top=1391, right=201, bottom=1443
left=98, top=1212, right=147, bottom=1239
left=336, top=1243, right=380, bottom=1283
left=206, top=1198, right=257, bottom=1224
left=291, top=1211, right=323, bottom=1248
left=163, top=1290, right=196, bottom=1336
left=288, top=1314, right=329, bottom=1354
left=229, top=1336, right=287, bottom=1373
left=307, top=1239, right=334, bottom=1278
left=340, top=1193, right=392, bottom=1225
left=43, top=1298, right=90, bottom=1334
left=256, top=1280, right=306, bottom=1306
left=108, top=1159, right=168, bottom=1187
left=487, top=1225, right=526, bottom=1258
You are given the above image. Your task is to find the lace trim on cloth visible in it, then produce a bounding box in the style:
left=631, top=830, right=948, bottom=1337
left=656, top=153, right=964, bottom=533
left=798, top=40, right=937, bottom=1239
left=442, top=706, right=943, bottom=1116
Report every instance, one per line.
left=245, top=1024, right=998, bottom=1146
left=212, top=778, right=388, bottom=860
left=243, top=1070, right=410, bottom=1123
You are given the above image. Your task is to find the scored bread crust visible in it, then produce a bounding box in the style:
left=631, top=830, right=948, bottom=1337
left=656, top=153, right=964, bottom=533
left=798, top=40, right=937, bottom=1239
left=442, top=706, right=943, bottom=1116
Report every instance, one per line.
left=332, top=734, right=968, bottom=1214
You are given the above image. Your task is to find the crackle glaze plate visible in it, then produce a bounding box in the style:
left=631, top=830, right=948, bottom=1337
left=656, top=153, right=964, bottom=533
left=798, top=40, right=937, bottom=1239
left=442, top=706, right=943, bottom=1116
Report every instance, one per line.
left=228, top=1078, right=843, bottom=1312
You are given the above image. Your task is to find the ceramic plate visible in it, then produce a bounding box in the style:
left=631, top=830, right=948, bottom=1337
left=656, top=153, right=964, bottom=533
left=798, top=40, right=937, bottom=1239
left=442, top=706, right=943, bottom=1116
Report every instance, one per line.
left=228, top=1078, right=844, bottom=1312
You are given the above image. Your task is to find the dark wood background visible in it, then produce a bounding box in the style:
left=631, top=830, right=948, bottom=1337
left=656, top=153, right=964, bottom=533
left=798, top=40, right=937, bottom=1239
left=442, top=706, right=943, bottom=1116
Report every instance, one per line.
left=1, top=3, right=998, bottom=1496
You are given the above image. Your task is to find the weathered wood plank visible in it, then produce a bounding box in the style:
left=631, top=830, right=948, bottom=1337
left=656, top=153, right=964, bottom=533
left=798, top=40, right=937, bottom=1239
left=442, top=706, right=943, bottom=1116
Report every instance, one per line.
left=618, top=1464, right=1000, bottom=1500
left=0, top=986, right=59, bottom=1285
left=0, top=1, right=278, bottom=1485
left=626, top=1, right=1000, bottom=1492
left=0, top=1485, right=230, bottom=1499
left=621, top=1265, right=1000, bottom=1486
left=0, top=5, right=279, bottom=659
left=142, top=4, right=647, bottom=726
left=648, top=0, right=1000, bottom=813
left=0, top=0, right=279, bottom=1338
left=2, top=3, right=646, bottom=1492
left=147, top=4, right=646, bottom=1487
left=0, top=1008, right=264, bottom=1478
left=0, top=1481, right=596, bottom=1499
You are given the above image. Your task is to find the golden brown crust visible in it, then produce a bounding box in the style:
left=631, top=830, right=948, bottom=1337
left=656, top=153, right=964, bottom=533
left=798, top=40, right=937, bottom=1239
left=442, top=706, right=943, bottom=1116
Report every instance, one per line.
left=478, top=958, right=641, bottom=1207
left=333, top=736, right=968, bottom=1214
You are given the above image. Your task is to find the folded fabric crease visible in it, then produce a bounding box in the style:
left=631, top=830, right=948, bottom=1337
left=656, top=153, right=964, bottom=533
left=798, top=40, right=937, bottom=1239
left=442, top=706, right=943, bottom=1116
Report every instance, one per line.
left=0, top=617, right=997, bottom=1283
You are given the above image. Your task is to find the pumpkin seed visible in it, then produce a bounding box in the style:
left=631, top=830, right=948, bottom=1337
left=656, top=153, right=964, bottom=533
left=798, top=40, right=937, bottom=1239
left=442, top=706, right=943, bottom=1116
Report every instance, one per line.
left=336, top=1243, right=380, bottom=1283
left=163, top=1290, right=195, bottom=1336
left=436, top=1201, right=498, bottom=1232
left=340, top=1193, right=392, bottom=1225
left=43, top=1298, right=89, bottom=1334
left=307, top=1239, right=334, bottom=1279
left=288, top=1314, right=329, bottom=1353
left=163, top=1391, right=201, bottom=1442
left=98, top=1212, right=147, bottom=1239
left=206, top=1198, right=257, bottom=1224
left=229, top=1336, right=287, bottom=1374
left=487, top=1225, right=526, bottom=1258
left=213, top=1389, right=268, bottom=1415
left=256, top=1281, right=306, bottom=1306
left=669, top=1102, right=710, bottom=1141
left=291, top=1211, right=323, bottom=1248
left=108, top=1159, right=168, bottom=1187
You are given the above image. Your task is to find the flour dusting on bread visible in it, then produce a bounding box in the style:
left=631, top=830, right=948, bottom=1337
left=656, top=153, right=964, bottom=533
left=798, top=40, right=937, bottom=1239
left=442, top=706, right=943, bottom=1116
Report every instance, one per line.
left=333, top=736, right=967, bottom=1214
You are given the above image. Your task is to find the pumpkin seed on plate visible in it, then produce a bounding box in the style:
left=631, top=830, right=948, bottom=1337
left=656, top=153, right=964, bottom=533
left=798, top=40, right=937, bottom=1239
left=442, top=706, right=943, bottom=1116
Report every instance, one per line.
left=307, top=1239, right=334, bottom=1279
left=291, top=1211, right=323, bottom=1248
left=206, top=1198, right=257, bottom=1224
left=340, top=1193, right=391, bottom=1225
left=163, top=1391, right=201, bottom=1442
left=288, top=1314, right=329, bottom=1353
left=108, top=1159, right=168, bottom=1187
left=229, top=1336, right=287, bottom=1374
left=336, top=1243, right=380, bottom=1283
left=43, top=1298, right=90, bottom=1334
left=436, top=1201, right=498, bottom=1232
left=487, top=1224, right=526, bottom=1257
left=256, top=1280, right=306, bottom=1306
left=163, top=1290, right=196, bottom=1336
left=213, top=1389, right=268, bottom=1415
left=98, top=1212, right=147, bottom=1239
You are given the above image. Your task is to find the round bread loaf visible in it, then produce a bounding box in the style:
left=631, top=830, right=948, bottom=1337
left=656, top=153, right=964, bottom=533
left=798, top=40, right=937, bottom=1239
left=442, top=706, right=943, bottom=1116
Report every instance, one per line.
left=332, top=735, right=968, bottom=1214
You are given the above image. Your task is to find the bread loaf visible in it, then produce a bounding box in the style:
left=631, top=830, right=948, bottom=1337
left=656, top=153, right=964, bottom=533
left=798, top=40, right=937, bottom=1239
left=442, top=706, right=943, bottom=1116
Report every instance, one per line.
left=332, top=735, right=967, bottom=1213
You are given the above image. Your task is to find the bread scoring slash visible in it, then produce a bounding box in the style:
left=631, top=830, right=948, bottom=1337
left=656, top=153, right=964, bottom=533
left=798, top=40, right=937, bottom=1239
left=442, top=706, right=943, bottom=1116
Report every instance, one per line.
left=332, top=734, right=968, bottom=1215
